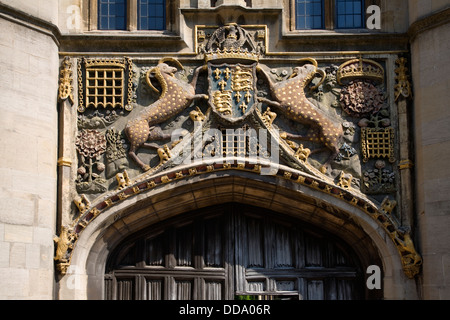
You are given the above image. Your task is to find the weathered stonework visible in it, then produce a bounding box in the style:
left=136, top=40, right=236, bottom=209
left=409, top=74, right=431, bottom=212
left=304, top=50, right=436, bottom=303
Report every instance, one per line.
left=50, top=24, right=422, bottom=282
left=1, top=0, right=449, bottom=300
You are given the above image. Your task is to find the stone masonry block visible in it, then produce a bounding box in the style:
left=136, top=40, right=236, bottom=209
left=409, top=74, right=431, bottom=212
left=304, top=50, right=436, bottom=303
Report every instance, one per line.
left=4, top=224, right=33, bottom=243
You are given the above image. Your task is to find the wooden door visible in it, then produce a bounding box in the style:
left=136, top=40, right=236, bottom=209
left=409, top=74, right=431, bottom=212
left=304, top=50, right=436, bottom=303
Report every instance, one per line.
left=105, top=203, right=363, bottom=300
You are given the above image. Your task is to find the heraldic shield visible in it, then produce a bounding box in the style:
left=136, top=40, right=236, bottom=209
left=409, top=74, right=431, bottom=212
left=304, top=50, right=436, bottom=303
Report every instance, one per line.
left=208, top=61, right=258, bottom=122
left=203, top=23, right=260, bottom=123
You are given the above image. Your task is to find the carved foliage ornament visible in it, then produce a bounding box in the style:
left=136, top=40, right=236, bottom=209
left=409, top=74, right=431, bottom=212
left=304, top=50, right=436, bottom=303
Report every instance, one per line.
left=394, top=57, right=412, bottom=101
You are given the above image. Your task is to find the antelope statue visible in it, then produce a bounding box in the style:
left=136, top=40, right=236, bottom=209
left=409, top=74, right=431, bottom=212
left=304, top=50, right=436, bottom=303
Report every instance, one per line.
left=125, top=58, right=208, bottom=171
left=257, top=58, right=344, bottom=174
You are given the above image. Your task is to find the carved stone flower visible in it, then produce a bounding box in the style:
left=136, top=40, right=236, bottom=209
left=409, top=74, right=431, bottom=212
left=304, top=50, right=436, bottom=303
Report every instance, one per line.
left=76, top=129, right=107, bottom=159
left=340, top=80, right=385, bottom=117
left=375, top=160, right=386, bottom=169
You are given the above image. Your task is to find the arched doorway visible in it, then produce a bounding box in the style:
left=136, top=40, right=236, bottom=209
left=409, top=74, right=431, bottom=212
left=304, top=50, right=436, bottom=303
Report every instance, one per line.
left=104, top=203, right=366, bottom=300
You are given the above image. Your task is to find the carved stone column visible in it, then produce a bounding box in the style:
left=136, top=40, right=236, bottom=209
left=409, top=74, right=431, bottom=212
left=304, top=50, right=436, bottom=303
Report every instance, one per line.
left=57, top=57, right=78, bottom=231
left=394, top=57, right=414, bottom=227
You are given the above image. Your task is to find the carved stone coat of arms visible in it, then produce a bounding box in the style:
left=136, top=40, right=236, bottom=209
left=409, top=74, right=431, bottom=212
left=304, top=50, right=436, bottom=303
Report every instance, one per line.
left=55, top=23, right=421, bottom=280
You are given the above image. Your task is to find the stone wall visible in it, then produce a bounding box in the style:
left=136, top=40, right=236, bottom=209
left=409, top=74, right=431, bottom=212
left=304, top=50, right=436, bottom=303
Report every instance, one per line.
left=409, top=2, right=450, bottom=299
left=0, top=1, right=59, bottom=299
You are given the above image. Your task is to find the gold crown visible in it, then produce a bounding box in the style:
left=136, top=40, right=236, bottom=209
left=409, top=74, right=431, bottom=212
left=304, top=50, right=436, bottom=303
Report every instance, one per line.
left=337, top=57, right=384, bottom=85
left=84, top=57, right=127, bottom=68
left=205, top=47, right=259, bottom=62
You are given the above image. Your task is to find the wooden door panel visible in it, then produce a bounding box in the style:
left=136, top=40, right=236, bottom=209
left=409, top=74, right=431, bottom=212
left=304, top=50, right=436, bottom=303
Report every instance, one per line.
left=105, top=203, right=363, bottom=300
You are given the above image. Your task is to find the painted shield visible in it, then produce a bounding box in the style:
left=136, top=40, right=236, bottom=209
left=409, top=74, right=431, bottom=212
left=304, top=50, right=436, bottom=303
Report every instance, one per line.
left=208, top=62, right=258, bottom=122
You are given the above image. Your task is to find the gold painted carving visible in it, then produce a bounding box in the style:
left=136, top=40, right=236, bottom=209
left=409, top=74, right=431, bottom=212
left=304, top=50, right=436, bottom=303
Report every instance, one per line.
left=337, top=171, right=353, bottom=189
left=205, top=47, right=259, bottom=62
left=116, top=170, right=131, bottom=190
left=58, top=57, right=74, bottom=104
left=118, top=192, right=128, bottom=200
left=73, top=194, right=90, bottom=215
left=231, top=66, right=253, bottom=92
left=86, top=66, right=124, bottom=109
left=212, top=90, right=233, bottom=115
left=125, top=58, right=208, bottom=172
left=190, top=106, right=206, bottom=122
left=294, top=144, right=311, bottom=161
left=157, top=145, right=172, bottom=164
left=381, top=196, right=397, bottom=215
left=53, top=226, right=77, bottom=275
left=77, top=57, right=134, bottom=113
left=175, top=171, right=184, bottom=179
left=257, top=58, right=340, bottom=174
left=283, top=171, right=292, bottom=179
left=394, top=57, right=412, bottom=101
left=361, top=127, right=395, bottom=163
left=214, top=68, right=222, bottom=80
left=393, top=231, right=423, bottom=279
left=399, top=159, right=414, bottom=170
left=261, top=107, right=277, bottom=128
left=57, top=157, right=72, bottom=167
left=161, top=175, right=171, bottom=183
left=77, top=58, right=85, bottom=112
left=147, top=180, right=156, bottom=189
left=337, top=56, right=384, bottom=85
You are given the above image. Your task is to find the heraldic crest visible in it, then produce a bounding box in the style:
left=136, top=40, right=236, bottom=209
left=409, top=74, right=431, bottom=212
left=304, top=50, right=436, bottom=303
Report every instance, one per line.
left=55, top=23, right=422, bottom=280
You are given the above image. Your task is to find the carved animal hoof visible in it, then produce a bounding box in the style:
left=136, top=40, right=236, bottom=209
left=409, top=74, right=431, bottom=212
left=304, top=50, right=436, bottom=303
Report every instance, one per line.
left=320, top=166, right=327, bottom=174
left=202, top=94, right=209, bottom=99
left=142, top=165, right=151, bottom=172
left=280, top=132, right=287, bottom=140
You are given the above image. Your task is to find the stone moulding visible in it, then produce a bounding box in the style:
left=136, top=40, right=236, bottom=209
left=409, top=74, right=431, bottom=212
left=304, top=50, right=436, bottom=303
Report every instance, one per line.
left=408, top=7, right=450, bottom=41
left=55, top=158, right=422, bottom=279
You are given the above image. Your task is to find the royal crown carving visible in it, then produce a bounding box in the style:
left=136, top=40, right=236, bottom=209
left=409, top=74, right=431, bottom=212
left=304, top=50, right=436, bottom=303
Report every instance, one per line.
left=204, top=24, right=259, bottom=62
left=337, top=57, right=385, bottom=85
